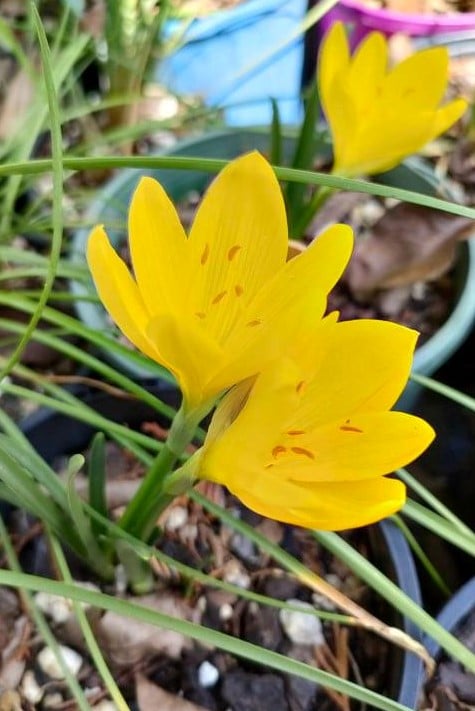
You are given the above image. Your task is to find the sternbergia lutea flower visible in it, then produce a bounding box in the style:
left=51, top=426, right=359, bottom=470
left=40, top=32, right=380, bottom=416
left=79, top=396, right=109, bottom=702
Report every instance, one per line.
left=179, top=316, right=434, bottom=530
left=318, top=21, right=467, bottom=177
left=87, top=152, right=352, bottom=413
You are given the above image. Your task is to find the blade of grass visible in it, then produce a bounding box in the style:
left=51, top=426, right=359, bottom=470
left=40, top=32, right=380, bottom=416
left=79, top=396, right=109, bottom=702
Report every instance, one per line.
left=0, top=5, right=64, bottom=380
left=88, top=433, right=108, bottom=538
left=403, top=500, right=475, bottom=556
left=391, top=514, right=451, bottom=597
left=65, top=454, right=114, bottom=579
left=0, top=155, right=474, bottom=219
left=399, top=467, right=475, bottom=541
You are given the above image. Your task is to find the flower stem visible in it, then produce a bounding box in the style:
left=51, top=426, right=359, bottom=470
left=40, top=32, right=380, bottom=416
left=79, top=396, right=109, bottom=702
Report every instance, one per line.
left=118, top=404, right=203, bottom=542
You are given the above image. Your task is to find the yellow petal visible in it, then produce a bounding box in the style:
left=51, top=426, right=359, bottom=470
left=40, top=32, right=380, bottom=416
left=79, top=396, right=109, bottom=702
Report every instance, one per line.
left=231, top=474, right=406, bottom=530
left=202, top=359, right=300, bottom=483
left=86, top=226, right=158, bottom=362
left=208, top=224, right=353, bottom=395
left=187, top=152, right=288, bottom=345
left=277, top=411, right=434, bottom=483
left=318, top=21, right=350, bottom=102
left=348, top=31, right=387, bottom=110
left=128, top=177, right=188, bottom=315
left=146, top=313, right=224, bottom=410
left=296, top=319, right=419, bottom=428
left=431, top=98, right=468, bottom=140
left=384, top=47, right=449, bottom=109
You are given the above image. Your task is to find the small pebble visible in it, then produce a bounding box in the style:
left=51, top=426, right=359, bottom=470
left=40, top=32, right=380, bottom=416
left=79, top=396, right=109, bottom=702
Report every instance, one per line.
left=222, top=560, right=250, bottom=589
left=279, top=600, right=324, bottom=646
left=34, top=582, right=101, bottom=624
left=20, top=670, right=43, bottom=705
left=165, top=505, right=188, bottom=531
left=198, top=660, right=220, bottom=688
left=219, top=603, right=234, bottom=621
left=37, top=645, right=83, bottom=680
left=43, top=692, right=64, bottom=708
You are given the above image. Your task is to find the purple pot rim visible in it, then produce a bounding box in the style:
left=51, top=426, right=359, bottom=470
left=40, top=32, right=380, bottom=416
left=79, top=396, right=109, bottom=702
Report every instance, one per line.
left=335, top=0, right=475, bottom=32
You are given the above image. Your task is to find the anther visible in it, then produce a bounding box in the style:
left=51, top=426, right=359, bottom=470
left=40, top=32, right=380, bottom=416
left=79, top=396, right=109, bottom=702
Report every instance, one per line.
left=201, top=244, right=210, bottom=265
left=246, top=319, right=262, bottom=327
left=340, top=425, right=363, bottom=433
left=227, top=245, right=241, bottom=261
left=212, top=291, right=227, bottom=305
left=272, top=445, right=287, bottom=458
left=291, top=447, right=315, bottom=460
left=235, top=284, right=244, bottom=297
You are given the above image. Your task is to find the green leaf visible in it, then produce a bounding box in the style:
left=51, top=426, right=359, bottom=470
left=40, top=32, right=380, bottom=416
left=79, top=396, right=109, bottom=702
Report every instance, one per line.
left=66, top=455, right=115, bottom=580
left=88, top=433, right=108, bottom=537
left=269, top=99, right=282, bottom=166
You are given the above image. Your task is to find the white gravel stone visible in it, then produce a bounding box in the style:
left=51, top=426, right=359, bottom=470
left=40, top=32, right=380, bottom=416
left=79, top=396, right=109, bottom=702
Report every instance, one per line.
left=21, top=670, right=43, bottom=705
left=34, top=582, right=100, bottom=624
left=219, top=603, right=234, bottom=621
left=165, top=505, right=188, bottom=531
left=43, top=692, right=64, bottom=708
left=37, top=645, right=83, bottom=680
left=198, top=660, right=220, bottom=688
left=279, top=600, right=324, bottom=646
left=222, top=560, right=250, bottom=589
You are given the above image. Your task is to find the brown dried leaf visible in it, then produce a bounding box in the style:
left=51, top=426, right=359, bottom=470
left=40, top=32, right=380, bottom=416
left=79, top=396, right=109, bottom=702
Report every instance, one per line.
left=344, top=203, right=473, bottom=299
left=0, top=68, right=35, bottom=141
left=135, top=673, right=209, bottom=711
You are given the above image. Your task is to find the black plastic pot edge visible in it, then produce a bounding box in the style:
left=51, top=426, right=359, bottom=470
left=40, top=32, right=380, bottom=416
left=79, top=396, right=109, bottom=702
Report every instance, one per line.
left=424, top=576, right=475, bottom=660
left=6, top=390, right=425, bottom=709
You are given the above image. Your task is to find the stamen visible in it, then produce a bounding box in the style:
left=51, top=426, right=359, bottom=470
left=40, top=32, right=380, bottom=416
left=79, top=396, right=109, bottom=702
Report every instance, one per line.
left=272, top=445, right=287, bottom=458
left=212, top=290, right=227, bottom=305
left=246, top=319, right=262, bottom=327
left=235, top=284, right=244, bottom=297
left=200, top=243, right=210, bottom=265
left=291, top=447, right=315, bottom=460
left=195, top=312, right=206, bottom=320
left=227, top=244, right=241, bottom=261
left=296, top=381, right=305, bottom=394
left=287, top=429, right=305, bottom=436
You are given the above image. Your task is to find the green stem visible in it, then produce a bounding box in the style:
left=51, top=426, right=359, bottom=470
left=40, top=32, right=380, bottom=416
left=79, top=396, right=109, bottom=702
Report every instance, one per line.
left=118, top=404, right=203, bottom=541
left=292, top=185, right=335, bottom=237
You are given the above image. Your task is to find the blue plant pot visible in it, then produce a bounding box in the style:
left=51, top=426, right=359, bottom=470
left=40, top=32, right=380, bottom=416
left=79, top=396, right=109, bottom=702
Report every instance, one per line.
left=157, top=0, right=307, bottom=126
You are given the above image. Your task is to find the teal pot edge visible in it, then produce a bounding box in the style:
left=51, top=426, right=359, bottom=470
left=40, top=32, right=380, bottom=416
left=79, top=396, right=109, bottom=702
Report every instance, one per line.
left=70, top=128, right=475, bottom=407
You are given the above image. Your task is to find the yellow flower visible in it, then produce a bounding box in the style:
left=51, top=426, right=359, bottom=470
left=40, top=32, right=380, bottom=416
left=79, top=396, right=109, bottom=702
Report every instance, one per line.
left=191, top=316, right=434, bottom=530
left=318, top=22, right=467, bottom=177
left=87, top=152, right=353, bottom=412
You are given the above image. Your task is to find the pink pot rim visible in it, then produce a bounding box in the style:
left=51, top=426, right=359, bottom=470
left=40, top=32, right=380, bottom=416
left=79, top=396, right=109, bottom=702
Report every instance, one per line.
left=334, top=0, right=475, bottom=33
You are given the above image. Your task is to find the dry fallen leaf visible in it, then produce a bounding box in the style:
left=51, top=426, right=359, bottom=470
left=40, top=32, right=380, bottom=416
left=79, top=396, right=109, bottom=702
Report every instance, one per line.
left=0, top=68, right=35, bottom=140
left=135, top=673, right=209, bottom=711
left=344, top=202, right=473, bottom=298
